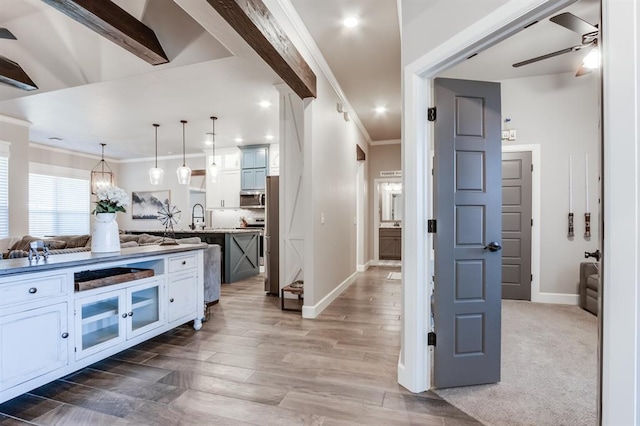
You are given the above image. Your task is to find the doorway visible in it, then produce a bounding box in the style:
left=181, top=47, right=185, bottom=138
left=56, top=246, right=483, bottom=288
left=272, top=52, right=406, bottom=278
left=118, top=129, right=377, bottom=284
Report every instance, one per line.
left=373, top=177, right=402, bottom=265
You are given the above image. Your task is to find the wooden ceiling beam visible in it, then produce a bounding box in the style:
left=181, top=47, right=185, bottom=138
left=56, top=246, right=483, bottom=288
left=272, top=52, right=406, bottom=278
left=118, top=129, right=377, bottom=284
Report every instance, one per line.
left=205, top=0, right=316, bottom=99
left=0, top=56, right=38, bottom=91
left=40, top=0, right=169, bottom=65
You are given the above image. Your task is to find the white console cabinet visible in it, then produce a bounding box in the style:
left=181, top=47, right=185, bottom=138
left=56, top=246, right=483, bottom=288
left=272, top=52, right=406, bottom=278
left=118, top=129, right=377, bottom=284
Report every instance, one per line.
left=0, top=245, right=205, bottom=404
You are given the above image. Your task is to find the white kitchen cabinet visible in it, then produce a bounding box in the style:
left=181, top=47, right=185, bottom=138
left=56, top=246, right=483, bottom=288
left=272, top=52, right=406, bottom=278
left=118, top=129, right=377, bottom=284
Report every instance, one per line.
left=207, top=169, right=240, bottom=208
left=74, top=278, right=164, bottom=360
left=0, top=302, right=69, bottom=390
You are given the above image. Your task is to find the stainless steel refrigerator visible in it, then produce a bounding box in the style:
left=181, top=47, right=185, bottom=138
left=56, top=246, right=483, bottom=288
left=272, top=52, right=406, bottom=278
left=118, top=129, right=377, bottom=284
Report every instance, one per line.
left=264, top=175, right=279, bottom=295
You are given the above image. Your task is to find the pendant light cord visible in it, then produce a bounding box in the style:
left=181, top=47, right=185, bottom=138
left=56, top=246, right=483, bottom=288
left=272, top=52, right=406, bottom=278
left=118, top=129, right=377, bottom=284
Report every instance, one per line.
left=153, top=124, right=159, bottom=168
left=181, top=120, right=187, bottom=167
left=211, top=116, right=217, bottom=162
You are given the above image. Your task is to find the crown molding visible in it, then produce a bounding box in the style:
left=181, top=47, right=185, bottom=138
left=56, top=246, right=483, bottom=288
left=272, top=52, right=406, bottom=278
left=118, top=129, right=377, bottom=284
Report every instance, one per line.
left=0, top=114, right=31, bottom=127
left=370, top=139, right=401, bottom=146
left=273, top=0, right=372, bottom=145
left=29, top=142, right=115, bottom=162
left=29, top=142, right=205, bottom=164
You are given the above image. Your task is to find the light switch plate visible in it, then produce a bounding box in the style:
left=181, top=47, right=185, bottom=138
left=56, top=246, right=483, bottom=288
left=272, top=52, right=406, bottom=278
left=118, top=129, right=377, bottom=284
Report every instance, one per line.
left=508, top=129, right=517, bottom=141
left=321, top=212, right=325, bottom=225
left=502, top=130, right=509, bottom=140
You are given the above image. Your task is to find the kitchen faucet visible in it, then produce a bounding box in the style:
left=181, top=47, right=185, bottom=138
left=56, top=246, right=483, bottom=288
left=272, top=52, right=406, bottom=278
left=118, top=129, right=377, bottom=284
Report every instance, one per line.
left=190, top=203, right=205, bottom=230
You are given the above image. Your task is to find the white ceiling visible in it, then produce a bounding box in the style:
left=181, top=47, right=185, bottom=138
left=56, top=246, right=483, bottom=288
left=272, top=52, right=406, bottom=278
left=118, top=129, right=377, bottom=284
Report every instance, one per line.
left=0, top=0, right=600, bottom=159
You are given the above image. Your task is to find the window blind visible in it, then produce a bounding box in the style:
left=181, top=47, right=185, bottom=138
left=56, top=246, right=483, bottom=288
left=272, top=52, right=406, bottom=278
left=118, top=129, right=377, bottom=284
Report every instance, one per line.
left=29, top=173, right=90, bottom=237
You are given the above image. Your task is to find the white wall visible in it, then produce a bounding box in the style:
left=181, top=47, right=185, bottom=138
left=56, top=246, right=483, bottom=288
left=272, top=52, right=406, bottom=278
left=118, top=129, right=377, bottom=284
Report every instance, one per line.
left=117, top=155, right=206, bottom=232
left=307, top=76, right=367, bottom=307
left=1, top=119, right=30, bottom=236
left=401, top=0, right=512, bottom=66
left=501, top=72, right=600, bottom=296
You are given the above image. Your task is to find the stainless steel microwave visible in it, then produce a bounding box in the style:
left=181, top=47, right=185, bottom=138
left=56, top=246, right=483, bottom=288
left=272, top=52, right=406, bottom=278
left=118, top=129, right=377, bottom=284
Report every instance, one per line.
left=239, top=191, right=265, bottom=208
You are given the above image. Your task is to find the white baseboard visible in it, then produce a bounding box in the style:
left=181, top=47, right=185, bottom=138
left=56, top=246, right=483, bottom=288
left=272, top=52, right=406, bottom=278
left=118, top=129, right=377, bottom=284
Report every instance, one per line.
left=302, top=271, right=357, bottom=319
left=532, top=292, right=579, bottom=305
left=357, top=261, right=370, bottom=272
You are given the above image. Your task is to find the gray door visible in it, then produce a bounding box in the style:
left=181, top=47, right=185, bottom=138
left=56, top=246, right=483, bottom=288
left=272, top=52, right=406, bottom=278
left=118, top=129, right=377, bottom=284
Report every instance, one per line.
left=502, top=152, right=533, bottom=300
left=433, top=78, right=502, bottom=388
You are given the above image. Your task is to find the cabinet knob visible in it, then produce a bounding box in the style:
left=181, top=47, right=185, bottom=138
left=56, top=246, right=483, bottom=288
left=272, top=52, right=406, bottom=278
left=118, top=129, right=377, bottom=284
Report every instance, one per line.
left=182, top=260, right=187, bottom=265
left=28, top=287, right=37, bottom=294
left=169, top=298, right=174, bottom=303
left=128, top=312, right=133, bottom=317
left=122, top=313, right=128, bottom=318
left=61, top=332, right=69, bottom=339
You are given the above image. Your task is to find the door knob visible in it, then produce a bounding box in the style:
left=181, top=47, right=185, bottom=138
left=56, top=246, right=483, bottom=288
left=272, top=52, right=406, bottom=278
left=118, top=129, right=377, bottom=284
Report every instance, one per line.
left=484, top=241, right=502, bottom=252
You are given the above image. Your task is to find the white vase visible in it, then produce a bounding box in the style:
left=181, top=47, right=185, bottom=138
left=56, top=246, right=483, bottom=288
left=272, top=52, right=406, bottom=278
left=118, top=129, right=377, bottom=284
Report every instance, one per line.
left=91, top=212, right=121, bottom=253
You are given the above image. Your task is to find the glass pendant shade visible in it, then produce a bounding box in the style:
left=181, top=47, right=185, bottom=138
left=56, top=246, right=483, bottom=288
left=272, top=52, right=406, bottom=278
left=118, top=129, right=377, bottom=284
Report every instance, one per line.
left=149, top=167, right=164, bottom=185
left=177, top=165, right=191, bottom=185
left=149, top=123, right=164, bottom=185
left=90, top=143, right=114, bottom=194
left=208, top=163, right=219, bottom=183
left=207, top=116, right=218, bottom=184
left=177, top=120, right=191, bottom=185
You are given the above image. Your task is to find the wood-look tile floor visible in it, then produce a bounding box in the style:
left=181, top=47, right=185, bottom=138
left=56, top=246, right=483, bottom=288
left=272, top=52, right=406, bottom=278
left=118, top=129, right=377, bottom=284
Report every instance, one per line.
left=0, top=267, right=481, bottom=425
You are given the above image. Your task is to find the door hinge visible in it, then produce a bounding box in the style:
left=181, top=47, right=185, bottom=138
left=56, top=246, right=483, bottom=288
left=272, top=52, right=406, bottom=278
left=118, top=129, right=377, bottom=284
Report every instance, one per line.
left=428, top=332, right=437, bottom=346
left=428, top=219, right=437, bottom=233
left=531, top=164, right=533, bottom=172
left=531, top=219, right=533, bottom=227
left=427, top=107, right=437, bottom=122
left=530, top=274, right=533, bottom=282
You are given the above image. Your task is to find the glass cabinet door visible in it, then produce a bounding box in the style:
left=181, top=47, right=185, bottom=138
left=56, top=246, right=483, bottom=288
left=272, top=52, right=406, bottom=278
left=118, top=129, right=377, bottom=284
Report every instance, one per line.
left=128, top=280, right=164, bottom=338
left=75, top=291, right=126, bottom=360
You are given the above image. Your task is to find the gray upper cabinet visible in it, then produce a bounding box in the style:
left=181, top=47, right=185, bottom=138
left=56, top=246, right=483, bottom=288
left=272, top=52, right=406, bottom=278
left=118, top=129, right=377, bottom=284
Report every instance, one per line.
left=240, top=145, right=269, bottom=191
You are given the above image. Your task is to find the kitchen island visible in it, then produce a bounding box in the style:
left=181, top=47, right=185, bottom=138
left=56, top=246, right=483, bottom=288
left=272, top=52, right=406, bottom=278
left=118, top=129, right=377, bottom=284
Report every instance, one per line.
left=125, top=229, right=261, bottom=283
left=0, top=243, right=206, bottom=404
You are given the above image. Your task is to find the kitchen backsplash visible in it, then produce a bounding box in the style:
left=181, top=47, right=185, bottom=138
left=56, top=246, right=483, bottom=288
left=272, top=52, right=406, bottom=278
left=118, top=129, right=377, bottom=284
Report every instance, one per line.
left=209, top=208, right=265, bottom=229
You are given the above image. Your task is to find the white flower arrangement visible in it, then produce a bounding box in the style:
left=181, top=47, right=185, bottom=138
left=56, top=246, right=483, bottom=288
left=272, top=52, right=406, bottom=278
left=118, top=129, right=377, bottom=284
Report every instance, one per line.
left=93, top=186, right=130, bottom=214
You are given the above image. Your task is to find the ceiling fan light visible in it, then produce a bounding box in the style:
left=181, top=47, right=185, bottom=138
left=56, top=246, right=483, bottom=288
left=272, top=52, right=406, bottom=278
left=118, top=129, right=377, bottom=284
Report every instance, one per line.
left=582, top=48, right=600, bottom=70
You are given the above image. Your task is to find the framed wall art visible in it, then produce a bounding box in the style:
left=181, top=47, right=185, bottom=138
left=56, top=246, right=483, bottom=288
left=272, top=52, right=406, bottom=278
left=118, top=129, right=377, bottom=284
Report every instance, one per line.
left=131, top=190, right=170, bottom=220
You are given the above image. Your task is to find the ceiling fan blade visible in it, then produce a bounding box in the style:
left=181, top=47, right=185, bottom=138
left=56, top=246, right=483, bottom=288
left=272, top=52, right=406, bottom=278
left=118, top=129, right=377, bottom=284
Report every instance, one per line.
left=550, top=12, right=598, bottom=35
left=513, top=45, right=583, bottom=68
left=0, top=28, right=17, bottom=40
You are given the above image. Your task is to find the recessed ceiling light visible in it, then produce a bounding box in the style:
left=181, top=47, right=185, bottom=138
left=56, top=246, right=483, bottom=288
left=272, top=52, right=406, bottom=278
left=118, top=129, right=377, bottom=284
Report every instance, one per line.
left=234, top=137, right=244, bottom=143
left=265, top=134, right=274, bottom=141
left=343, top=16, right=359, bottom=28
left=375, top=106, right=388, bottom=114
left=259, top=100, right=272, bottom=108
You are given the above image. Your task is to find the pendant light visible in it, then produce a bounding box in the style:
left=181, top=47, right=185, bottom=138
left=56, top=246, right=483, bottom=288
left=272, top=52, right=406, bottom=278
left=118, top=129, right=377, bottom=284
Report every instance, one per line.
left=208, top=116, right=219, bottom=183
left=176, top=120, right=191, bottom=185
left=149, top=123, right=164, bottom=185
left=90, top=143, right=114, bottom=194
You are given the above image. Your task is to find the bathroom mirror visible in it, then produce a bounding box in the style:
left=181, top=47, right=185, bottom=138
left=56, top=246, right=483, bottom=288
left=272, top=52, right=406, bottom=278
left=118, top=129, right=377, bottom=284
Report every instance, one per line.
left=379, top=182, right=403, bottom=222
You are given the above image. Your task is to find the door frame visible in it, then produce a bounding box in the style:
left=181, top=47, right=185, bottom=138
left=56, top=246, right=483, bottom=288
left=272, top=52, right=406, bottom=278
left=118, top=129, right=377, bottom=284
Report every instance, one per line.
left=501, top=145, right=541, bottom=302
left=373, top=177, right=402, bottom=265
left=398, top=0, right=578, bottom=393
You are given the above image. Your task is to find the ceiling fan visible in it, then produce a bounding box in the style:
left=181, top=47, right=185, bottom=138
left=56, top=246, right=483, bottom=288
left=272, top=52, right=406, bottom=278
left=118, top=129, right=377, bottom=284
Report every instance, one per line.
left=513, top=12, right=599, bottom=76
